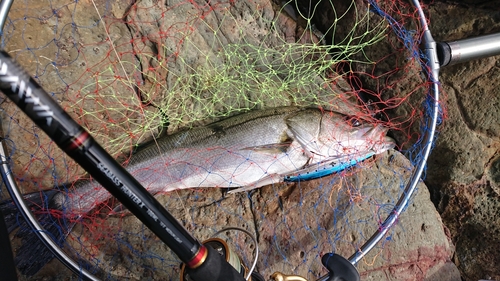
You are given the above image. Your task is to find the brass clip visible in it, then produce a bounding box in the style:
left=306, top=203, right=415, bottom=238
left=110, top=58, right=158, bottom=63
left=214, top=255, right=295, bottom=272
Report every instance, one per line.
left=270, top=272, right=308, bottom=281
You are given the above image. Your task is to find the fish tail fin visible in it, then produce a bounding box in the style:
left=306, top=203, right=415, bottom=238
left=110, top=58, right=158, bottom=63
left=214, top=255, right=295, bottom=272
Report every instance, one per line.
left=0, top=190, right=72, bottom=276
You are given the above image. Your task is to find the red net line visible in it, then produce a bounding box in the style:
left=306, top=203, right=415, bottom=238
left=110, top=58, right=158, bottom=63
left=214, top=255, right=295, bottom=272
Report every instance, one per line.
left=0, top=0, right=441, bottom=280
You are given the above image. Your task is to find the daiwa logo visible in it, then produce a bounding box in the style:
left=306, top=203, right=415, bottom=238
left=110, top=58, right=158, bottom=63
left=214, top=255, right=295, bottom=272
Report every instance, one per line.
left=0, top=60, right=54, bottom=126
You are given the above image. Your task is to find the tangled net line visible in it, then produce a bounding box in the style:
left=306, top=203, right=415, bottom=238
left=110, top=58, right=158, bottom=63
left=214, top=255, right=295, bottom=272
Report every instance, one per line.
left=0, top=0, right=438, bottom=280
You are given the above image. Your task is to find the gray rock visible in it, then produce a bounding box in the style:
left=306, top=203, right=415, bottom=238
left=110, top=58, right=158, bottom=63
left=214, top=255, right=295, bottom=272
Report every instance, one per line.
left=1, top=0, right=463, bottom=280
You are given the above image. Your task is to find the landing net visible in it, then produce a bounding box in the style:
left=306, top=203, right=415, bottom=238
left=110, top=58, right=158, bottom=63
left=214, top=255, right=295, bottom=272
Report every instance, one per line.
left=0, top=0, right=440, bottom=280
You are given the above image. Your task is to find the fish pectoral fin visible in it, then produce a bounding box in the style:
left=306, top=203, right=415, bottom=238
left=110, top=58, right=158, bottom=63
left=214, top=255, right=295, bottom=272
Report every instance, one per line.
left=242, top=142, right=292, bottom=154
left=227, top=173, right=282, bottom=193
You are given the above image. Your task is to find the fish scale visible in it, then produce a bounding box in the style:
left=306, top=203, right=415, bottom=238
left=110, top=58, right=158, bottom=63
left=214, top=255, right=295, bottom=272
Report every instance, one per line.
left=47, top=106, right=394, bottom=216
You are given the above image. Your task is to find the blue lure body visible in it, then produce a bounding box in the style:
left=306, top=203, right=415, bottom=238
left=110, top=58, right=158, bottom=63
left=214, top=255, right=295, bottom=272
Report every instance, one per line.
left=284, top=152, right=375, bottom=182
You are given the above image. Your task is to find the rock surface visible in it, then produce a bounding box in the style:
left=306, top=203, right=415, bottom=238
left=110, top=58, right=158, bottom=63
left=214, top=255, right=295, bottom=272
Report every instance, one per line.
left=425, top=2, right=500, bottom=280
left=16, top=150, right=460, bottom=281
left=5, top=0, right=499, bottom=280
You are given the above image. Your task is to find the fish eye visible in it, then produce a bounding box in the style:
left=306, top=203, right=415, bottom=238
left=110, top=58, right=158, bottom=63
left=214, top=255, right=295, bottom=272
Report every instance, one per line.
left=344, top=116, right=362, bottom=127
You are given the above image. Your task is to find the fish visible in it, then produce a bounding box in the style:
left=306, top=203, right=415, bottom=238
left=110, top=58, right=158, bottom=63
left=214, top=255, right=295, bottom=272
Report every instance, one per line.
left=50, top=106, right=394, bottom=215
left=1, top=106, right=395, bottom=275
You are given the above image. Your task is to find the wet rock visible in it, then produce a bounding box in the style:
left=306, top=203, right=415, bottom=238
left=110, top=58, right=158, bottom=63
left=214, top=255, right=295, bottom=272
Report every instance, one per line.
left=488, top=155, right=500, bottom=195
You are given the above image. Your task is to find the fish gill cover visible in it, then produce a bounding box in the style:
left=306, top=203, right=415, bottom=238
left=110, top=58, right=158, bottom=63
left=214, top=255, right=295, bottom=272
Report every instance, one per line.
left=0, top=0, right=442, bottom=280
